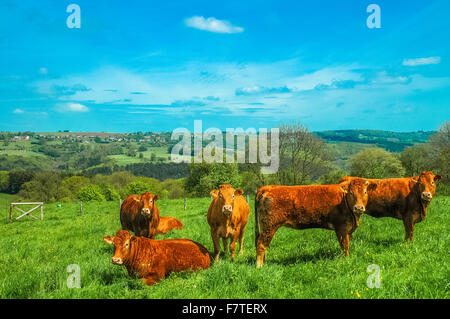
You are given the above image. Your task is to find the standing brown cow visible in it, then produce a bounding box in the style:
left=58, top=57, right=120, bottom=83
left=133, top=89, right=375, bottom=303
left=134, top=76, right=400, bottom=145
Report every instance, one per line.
left=207, top=184, right=250, bottom=261
left=103, top=230, right=210, bottom=285
left=120, top=192, right=160, bottom=239
left=255, top=178, right=375, bottom=268
left=339, top=171, right=441, bottom=242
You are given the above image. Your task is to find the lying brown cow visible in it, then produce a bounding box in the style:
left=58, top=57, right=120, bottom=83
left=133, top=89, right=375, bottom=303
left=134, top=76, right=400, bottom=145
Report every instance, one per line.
left=339, top=171, right=441, bottom=242
left=156, top=216, right=184, bottom=235
left=255, top=178, right=375, bottom=268
left=120, top=192, right=160, bottom=239
left=207, top=184, right=250, bottom=261
left=103, top=230, right=210, bottom=285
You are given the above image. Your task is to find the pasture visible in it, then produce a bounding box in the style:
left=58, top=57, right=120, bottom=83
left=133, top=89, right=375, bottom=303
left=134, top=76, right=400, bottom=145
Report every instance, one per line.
left=0, top=194, right=449, bottom=299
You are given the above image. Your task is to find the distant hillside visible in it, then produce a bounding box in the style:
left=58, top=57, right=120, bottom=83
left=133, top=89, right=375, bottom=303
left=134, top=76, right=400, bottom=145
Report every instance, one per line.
left=314, top=130, right=434, bottom=152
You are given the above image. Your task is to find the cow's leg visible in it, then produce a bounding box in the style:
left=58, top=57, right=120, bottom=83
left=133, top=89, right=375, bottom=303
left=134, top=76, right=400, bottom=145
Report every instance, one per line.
left=238, top=225, right=246, bottom=256
left=142, top=273, right=162, bottom=286
left=211, top=229, right=222, bottom=262
left=256, top=225, right=280, bottom=268
left=222, top=237, right=229, bottom=254
left=402, top=217, right=414, bottom=242
left=335, top=229, right=350, bottom=257
left=229, top=231, right=240, bottom=261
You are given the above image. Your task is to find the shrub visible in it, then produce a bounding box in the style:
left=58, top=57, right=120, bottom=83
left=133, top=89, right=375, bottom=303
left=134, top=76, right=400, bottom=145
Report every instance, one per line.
left=317, top=169, right=348, bottom=185
left=0, top=171, right=9, bottom=193
left=98, top=184, right=120, bottom=201
left=77, top=184, right=105, bottom=202
left=124, top=181, right=151, bottom=197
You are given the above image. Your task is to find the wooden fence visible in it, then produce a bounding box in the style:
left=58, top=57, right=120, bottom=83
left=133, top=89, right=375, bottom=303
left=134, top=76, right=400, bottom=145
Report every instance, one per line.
left=9, top=202, right=44, bottom=222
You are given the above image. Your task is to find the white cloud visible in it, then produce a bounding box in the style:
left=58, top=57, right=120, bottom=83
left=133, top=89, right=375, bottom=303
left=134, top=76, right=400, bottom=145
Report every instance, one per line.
left=57, top=103, right=89, bottom=112
left=402, top=57, right=441, bottom=66
left=13, top=108, right=24, bottom=114
left=185, top=16, right=244, bottom=34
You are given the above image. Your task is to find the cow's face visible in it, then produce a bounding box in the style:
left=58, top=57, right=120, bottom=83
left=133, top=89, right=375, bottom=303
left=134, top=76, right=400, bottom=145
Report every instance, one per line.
left=103, top=230, right=136, bottom=265
left=139, top=192, right=159, bottom=217
left=416, top=171, right=441, bottom=202
left=342, top=179, right=376, bottom=214
left=211, top=184, right=244, bottom=216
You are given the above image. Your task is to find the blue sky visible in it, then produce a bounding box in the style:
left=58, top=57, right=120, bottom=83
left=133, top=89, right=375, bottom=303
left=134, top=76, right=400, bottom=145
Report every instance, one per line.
left=0, top=0, right=449, bottom=132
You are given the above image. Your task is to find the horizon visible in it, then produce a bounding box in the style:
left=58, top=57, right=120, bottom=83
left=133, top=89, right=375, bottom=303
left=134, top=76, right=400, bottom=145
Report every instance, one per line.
left=1, top=0, right=449, bottom=132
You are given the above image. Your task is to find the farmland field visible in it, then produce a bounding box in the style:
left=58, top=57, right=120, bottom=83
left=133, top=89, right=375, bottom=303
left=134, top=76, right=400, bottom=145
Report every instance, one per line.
left=0, top=195, right=449, bottom=299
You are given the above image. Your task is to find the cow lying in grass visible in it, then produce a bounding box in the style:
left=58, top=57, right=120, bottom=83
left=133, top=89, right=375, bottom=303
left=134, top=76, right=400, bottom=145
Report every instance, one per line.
left=339, top=171, right=441, bottom=242
left=255, top=178, right=375, bottom=268
left=156, top=216, right=184, bottom=235
left=103, top=230, right=210, bottom=285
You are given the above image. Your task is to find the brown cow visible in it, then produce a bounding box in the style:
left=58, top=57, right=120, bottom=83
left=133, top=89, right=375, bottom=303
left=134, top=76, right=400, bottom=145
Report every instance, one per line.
left=207, top=184, right=250, bottom=262
left=156, top=216, right=184, bottom=235
left=120, top=192, right=160, bottom=239
left=339, top=171, right=441, bottom=242
left=103, top=230, right=210, bottom=285
left=255, top=178, right=375, bottom=268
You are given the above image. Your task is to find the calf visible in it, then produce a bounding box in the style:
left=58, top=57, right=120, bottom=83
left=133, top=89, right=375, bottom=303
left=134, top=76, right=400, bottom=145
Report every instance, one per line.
left=339, top=171, right=441, bottom=242
left=156, top=216, right=184, bottom=236
left=207, top=184, right=250, bottom=261
left=120, top=192, right=160, bottom=239
left=103, top=230, right=210, bottom=285
left=255, top=178, right=375, bottom=268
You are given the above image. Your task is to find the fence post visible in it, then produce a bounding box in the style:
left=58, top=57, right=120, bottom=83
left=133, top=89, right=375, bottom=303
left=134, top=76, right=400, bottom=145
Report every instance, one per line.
left=40, top=204, right=44, bottom=220
left=247, top=194, right=249, bottom=203
left=119, top=199, right=122, bottom=213
left=184, top=198, right=187, bottom=210
left=79, top=201, right=82, bottom=216
left=9, top=204, right=13, bottom=223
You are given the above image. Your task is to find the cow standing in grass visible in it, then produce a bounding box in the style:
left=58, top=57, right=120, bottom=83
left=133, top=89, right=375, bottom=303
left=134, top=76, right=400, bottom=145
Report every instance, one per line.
left=120, top=192, right=160, bottom=239
left=339, top=171, right=441, bottom=242
left=207, top=184, right=250, bottom=262
left=255, top=178, right=375, bottom=268
left=103, top=230, right=210, bottom=285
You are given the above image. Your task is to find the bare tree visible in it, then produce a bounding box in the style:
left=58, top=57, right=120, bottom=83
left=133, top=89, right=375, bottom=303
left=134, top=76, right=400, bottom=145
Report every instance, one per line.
left=278, top=122, right=328, bottom=185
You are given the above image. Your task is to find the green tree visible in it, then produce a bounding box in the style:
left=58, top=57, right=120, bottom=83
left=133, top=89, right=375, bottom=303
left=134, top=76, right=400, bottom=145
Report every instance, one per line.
left=317, top=169, right=348, bottom=185
left=77, top=184, right=105, bottom=202
left=185, top=162, right=241, bottom=197
left=0, top=171, right=9, bottom=193
left=350, top=148, right=405, bottom=179
left=400, top=144, right=433, bottom=177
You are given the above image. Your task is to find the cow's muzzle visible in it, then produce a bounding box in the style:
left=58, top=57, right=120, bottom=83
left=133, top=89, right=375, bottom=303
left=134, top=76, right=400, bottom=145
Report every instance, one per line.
left=353, top=204, right=365, bottom=214
left=112, top=257, right=123, bottom=265
left=421, top=192, right=433, bottom=201
left=141, top=208, right=151, bottom=216
left=222, top=205, right=233, bottom=215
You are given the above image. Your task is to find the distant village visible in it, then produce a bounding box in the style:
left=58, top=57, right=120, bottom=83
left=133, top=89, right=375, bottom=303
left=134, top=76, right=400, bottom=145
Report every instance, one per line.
left=8, top=132, right=169, bottom=144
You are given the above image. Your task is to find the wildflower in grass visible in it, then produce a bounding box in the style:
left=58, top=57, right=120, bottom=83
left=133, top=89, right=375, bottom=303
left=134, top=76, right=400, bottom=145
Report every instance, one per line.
left=356, top=291, right=361, bottom=298
left=350, top=290, right=353, bottom=294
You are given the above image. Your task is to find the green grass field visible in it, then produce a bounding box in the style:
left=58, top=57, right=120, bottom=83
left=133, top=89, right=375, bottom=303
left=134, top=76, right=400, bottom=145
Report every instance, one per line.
left=0, top=194, right=449, bottom=299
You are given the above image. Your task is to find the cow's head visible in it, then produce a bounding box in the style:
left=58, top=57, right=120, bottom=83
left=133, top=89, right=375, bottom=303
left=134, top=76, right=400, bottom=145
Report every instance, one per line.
left=103, top=230, right=137, bottom=266
left=341, top=178, right=377, bottom=214
left=415, top=171, right=441, bottom=203
left=210, top=184, right=244, bottom=217
left=139, top=192, right=159, bottom=217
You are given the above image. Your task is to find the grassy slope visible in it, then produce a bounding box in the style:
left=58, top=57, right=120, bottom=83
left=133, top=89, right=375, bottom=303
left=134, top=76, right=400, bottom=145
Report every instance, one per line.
left=0, top=196, right=449, bottom=299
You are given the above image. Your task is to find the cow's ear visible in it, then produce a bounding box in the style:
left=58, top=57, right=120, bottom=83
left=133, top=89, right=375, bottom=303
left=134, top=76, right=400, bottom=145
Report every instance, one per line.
left=340, top=185, right=348, bottom=194
left=103, top=235, right=114, bottom=245
left=153, top=195, right=159, bottom=202
left=130, top=236, right=137, bottom=243
left=210, top=189, right=219, bottom=198
left=434, top=175, right=442, bottom=182
left=234, top=189, right=244, bottom=196
left=368, top=183, right=377, bottom=191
